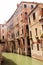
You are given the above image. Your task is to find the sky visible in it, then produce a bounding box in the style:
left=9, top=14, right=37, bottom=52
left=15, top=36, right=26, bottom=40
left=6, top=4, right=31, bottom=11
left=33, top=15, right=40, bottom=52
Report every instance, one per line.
left=0, top=0, right=43, bottom=24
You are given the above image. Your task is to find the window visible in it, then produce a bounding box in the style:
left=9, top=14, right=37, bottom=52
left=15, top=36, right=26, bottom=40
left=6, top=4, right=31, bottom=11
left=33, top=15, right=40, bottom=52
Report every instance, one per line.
left=31, top=5, right=33, bottom=8
left=25, top=12, right=27, bottom=20
left=11, top=33, right=14, bottom=38
left=25, top=12, right=27, bottom=15
left=21, top=13, right=22, bottom=16
left=17, top=39, right=20, bottom=46
left=33, top=13, right=35, bottom=20
left=35, top=28, right=37, bottom=36
left=18, top=31, right=19, bottom=35
left=22, top=28, right=23, bottom=34
left=16, top=31, right=19, bottom=37
left=30, top=31, right=32, bottom=37
left=23, top=38, right=25, bottom=45
left=42, top=25, right=43, bottom=31
left=2, top=25, right=4, bottom=27
left=2, top=36, right=4, bottom=40
left=24, top=4, right=27, bottom=8
left=31, top=44, right=33, bottom=50
left=37, top=44, right=39, bottom=50
left=41, top=8, right=43, bottom=17
left=26, top=25, right=29, bottom=33
left=28, top=48, right=30, bottom=50
left=27, top=37, right=30, bottom=46
left=29, top=17, right=31, bottom=24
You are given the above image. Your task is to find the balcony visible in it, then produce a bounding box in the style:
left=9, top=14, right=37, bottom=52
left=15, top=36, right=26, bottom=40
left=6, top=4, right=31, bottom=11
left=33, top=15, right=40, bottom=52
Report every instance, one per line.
left=39, top=8, right=43, bottom=22
left=39, top=17, right=43, bottom=22
left=7, top=37, right=14, bottom=42
left=15, top=31, right=20, bottom=39
left=0, top=39, right=5, bottom=44
left=29, top=37, right=33, bottom=41
left=35, top=36, right=41, bottom=43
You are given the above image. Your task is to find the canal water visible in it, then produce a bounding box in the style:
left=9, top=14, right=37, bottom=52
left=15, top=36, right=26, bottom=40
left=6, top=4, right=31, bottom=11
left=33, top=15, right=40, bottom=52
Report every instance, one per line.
left=2, top=53, right=43, bottom=65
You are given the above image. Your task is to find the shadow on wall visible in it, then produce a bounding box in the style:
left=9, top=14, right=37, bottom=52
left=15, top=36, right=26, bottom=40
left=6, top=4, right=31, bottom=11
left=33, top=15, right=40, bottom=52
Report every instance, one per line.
left=2, top=57, right=17, bottom=65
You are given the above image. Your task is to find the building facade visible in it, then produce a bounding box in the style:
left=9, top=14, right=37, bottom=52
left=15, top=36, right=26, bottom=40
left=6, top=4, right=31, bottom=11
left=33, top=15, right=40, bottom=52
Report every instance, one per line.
left=5, top=15, right=15, bottom=52
left=0, top=24, right=7, bottom=52
left=1, top=24, right=7, bottom=41
left=0, top=24, right=1, bottom=40
left=28, top=4, right=43, bottom=60
left=0, top=2, right=43, bottom=59
left=6, top=2, right=37, bottom=56
left=0, top=24, right=7, bottom=42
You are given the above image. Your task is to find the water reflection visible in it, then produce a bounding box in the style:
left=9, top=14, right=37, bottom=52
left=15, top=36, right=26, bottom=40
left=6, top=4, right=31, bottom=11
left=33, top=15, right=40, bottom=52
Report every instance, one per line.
left=15, top=54, right=43, bottom=65
left=15, top=54, right=32, bottom=65
left=3, top=53, right=43, bottom=65
left=31, top=58, right=43, bottom=65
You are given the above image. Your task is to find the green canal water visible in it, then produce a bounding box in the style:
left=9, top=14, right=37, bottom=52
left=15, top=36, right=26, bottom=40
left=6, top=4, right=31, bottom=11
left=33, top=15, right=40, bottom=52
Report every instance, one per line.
left=2, top=53, right=43, bottom=65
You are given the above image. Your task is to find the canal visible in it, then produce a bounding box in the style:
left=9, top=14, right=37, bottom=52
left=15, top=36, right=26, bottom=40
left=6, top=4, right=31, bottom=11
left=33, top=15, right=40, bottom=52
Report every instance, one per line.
left=2, top=53, right=43, bottom=65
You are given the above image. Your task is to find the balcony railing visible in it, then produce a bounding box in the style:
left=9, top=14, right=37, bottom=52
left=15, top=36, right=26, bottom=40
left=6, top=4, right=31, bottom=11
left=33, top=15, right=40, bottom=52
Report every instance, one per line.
left=39, top=16, right=43, bottom=21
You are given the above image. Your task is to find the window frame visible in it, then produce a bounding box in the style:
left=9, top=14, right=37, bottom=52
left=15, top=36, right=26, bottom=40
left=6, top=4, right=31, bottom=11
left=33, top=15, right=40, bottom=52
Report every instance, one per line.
left=33, top=13, right=35, bottom=20
left=24, top=4, right=27, bottom=8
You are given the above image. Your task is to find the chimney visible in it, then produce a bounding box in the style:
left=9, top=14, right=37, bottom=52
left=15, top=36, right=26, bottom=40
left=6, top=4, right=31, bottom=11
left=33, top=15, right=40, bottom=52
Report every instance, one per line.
left=17, top=4, right=20, bottom=8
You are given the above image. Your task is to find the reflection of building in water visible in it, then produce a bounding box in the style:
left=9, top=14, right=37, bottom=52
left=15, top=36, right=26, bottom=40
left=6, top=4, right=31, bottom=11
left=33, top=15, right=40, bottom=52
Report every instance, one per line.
left=31, top=58, right=43, bottom=65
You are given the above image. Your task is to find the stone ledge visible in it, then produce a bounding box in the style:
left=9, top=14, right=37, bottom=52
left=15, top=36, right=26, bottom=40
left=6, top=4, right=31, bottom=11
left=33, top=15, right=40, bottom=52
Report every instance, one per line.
left=32, top=54, right=43, bottom=61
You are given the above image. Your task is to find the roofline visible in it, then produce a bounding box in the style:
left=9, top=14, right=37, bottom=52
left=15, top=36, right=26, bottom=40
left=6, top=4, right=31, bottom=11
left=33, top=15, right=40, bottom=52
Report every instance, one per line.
left=6, top=1, right=43, bottom=24
left=20, top=1, right=43, bottom=5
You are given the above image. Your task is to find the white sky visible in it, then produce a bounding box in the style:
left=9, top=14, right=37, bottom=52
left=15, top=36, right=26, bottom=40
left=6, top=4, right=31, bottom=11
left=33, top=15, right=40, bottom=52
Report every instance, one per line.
left=0, top=0, right=43, bottom=24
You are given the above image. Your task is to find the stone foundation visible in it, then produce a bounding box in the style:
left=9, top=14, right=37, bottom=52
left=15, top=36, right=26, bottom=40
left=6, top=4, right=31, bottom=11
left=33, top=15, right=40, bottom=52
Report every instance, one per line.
left=32, top=54, right=43, bottom=61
